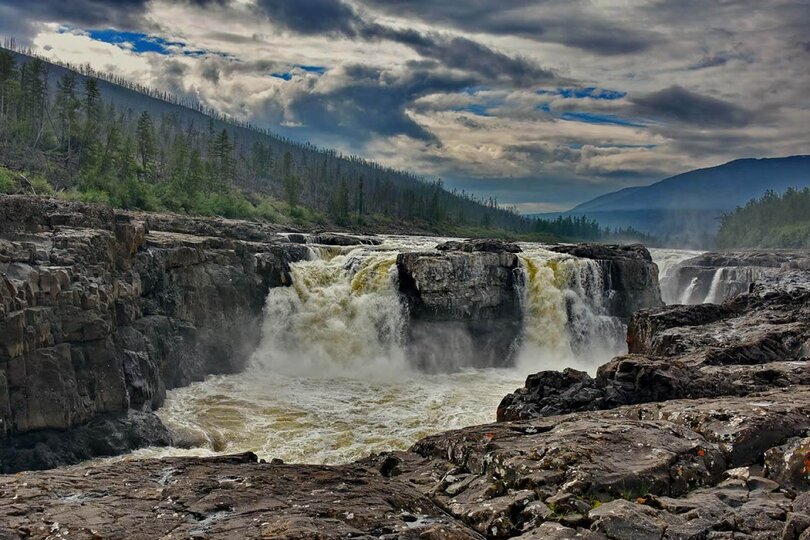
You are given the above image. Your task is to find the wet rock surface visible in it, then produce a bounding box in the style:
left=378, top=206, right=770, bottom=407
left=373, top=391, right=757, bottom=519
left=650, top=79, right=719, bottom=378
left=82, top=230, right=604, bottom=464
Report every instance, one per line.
left=0, top=452, right=483, bottom=540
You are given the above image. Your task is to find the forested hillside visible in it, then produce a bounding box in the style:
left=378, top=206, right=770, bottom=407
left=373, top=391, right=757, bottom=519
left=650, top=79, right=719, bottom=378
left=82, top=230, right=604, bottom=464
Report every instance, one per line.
left=716, top=188, right=810, bottom=248
left=0, top=45, right=535, bottom=232
left=0, top=44, right=652, bottom=242
left=532, top=156, right=810, bottom=247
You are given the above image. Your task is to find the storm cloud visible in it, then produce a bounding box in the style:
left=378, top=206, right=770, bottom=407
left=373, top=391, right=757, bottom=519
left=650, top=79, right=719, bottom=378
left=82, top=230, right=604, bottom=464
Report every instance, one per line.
left=632, top=86, right=750, bottom=128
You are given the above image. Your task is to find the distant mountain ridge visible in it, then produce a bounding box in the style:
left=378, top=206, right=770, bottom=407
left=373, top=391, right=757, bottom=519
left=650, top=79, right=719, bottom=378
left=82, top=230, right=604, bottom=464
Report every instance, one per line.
left=532, top=156, right=810, bottom=247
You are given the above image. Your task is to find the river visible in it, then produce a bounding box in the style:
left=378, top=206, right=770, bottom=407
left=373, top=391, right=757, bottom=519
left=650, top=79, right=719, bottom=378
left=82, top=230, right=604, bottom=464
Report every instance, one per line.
left=108, top=239, right=700, bottom=465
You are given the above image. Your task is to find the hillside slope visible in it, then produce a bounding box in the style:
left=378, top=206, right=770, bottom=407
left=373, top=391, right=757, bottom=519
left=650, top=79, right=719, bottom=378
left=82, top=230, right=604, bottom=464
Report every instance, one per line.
left=0, top=46, right=527, bottom=233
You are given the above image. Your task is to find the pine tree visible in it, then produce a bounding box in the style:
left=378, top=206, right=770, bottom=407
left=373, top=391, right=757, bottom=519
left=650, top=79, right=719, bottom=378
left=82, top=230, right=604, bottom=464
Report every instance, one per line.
left=55, top=73, right=80, bottom=154
left=136, top=111, right=157, bottom=180
left=281, top=151, right=302, bottom=212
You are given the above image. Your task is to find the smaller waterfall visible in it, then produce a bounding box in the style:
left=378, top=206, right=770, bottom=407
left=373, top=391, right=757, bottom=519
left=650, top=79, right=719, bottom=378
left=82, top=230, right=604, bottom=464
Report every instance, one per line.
left=680, top=277, right=699, bottom=305
left=704, top=267, right=726, bottom=303
left=649, top=248, right=705, bottom=304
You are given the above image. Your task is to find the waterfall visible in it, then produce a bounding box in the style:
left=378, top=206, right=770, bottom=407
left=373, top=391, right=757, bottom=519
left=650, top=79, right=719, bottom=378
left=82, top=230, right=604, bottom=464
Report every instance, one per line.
left=517, top=247, right=626, bottom=372
left=145, top=237, right=635, bottom=464
left=649, top=248, right=705, bottom=304
left=251, top=246, right=410, bottom=378
left=704, top=267, right=726, bottom=303
left=251, top=239, right=628, bottom=377
left=680, top=277, right=699, bottom=305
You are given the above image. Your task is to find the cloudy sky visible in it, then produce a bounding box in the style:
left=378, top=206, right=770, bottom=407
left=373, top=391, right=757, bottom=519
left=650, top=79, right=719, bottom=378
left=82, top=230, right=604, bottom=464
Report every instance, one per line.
left=1, top=0, right=808, bottom=212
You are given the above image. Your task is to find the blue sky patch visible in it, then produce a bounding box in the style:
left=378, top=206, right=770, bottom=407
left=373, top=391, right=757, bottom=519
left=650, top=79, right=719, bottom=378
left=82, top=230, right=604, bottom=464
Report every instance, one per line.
left=297, top=65, right=327, bottom=74
left=560, top=111, right=646, bottom=127
left=272, top=65, right=328, bottom=81
left=538, top=87, right=627, bottom=101
left=453, top=104, right=493, bottom=117
left=86, top=28, right=209, bottom=57
left=452, top=96, right=504, bottom=117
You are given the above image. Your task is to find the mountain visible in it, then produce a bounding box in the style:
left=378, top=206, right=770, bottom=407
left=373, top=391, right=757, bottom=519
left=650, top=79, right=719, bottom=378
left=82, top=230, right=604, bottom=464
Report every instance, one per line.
left=532, top=156, right=810, bottom=247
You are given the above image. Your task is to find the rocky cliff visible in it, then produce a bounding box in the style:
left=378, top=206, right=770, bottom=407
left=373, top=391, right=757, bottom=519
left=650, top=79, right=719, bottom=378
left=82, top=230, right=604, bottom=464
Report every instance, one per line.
left=0, top=196, right=309, bottom=472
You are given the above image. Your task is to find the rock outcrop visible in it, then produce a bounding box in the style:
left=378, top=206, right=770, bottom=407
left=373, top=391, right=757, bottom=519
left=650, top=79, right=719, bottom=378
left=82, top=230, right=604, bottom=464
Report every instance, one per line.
left=0, top=452, right=482, bottom=540
left=0, top=196, right=309, bottom=472
left=498, top=269, right=810, bottom=421
left=397, top=241, right=524, bottom=369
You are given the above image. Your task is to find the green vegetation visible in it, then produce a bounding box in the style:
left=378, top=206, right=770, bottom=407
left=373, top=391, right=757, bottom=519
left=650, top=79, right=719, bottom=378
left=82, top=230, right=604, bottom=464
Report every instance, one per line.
left=533, top=215, right=654, bottom=244
left=0, top=45, right=653, bottom=243
left=716, top=187, right=810, bottom=248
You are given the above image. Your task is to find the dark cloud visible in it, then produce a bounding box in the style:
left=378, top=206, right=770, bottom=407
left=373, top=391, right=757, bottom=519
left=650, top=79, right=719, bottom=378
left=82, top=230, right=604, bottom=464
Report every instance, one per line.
left=688, top=54, right=729, bottom=70
left=359, top=0, right=658, bottom=55
left=284, top=64, right=475, bottom=143
left=631, top=86, right=749, bottom=128
left=254, top=0, right=358, bottom=35
left=0, top=0, right=227, bottom=42
left=0, top=0, right=149, bottom=34
left=360, top=25, right=555, bottom=86
left=253, top=0, right=556, bottom=86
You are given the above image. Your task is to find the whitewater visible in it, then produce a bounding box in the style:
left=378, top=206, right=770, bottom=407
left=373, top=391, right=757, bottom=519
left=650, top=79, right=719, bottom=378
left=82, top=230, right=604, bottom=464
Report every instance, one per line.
left=111, top=239, right=698, bottom=465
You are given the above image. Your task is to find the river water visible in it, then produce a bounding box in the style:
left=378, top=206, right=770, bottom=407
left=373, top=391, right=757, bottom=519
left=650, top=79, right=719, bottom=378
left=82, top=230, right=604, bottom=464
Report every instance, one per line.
left=112, top=239, right=698, bottom=465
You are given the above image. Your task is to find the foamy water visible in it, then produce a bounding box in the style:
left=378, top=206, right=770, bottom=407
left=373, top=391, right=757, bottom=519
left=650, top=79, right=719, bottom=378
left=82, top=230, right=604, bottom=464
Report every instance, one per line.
left=649, top=248, right=704, bottom=304
left=106, top=237, right=650, bottom=466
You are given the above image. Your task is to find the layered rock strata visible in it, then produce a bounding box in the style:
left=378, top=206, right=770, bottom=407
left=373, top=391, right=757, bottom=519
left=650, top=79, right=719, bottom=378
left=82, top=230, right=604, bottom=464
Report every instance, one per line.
left=0, top=196, right=309, bottom=471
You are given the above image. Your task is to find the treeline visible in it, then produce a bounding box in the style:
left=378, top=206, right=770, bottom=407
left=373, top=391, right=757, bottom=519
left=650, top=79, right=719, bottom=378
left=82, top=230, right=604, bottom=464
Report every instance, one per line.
left=716, top=188, right=810, bottom=248
left=0, top=46, right=532, bottom=230
left=533, top=215, right=654, bottom=243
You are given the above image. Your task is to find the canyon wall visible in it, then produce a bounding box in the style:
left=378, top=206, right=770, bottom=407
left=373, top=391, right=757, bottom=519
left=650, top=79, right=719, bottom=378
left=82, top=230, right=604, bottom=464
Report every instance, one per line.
left=0, top=196, right=309, bottom=471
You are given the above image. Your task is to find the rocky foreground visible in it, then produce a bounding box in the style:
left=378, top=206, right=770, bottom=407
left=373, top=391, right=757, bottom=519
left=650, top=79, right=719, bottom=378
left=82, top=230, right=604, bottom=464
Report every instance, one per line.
left=1, top=195, right=809, bottom=539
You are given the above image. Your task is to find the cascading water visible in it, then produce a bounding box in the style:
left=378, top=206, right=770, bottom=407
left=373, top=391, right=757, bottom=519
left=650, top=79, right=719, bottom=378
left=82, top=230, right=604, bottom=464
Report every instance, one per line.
left=253, top=247, right=408, bottom=376
left=649, top=248, right=705, bottom=304
left=111, top=237, right=631, bottom=466
left=517, top=246, right=626, bottom=371
left=704, top=267, right=726, bottom=304
left=649, top=248, right=767, bottom=305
